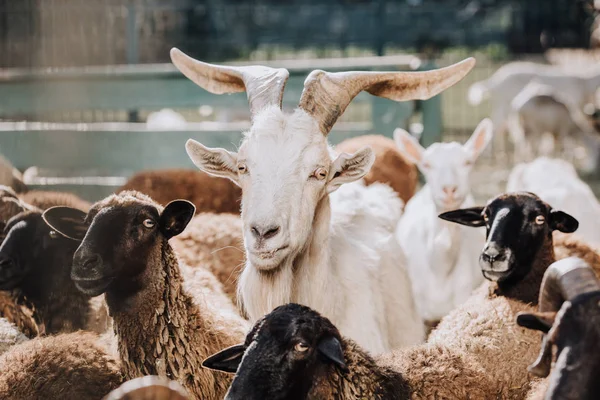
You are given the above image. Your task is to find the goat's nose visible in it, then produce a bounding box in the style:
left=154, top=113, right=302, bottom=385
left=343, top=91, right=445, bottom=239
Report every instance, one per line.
left=443, top=186, right=458, bottom=196
left=251, top=225, right=281, bottom=241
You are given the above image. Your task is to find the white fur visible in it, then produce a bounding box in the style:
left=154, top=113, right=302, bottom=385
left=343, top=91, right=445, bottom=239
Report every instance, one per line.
left=467, top=61, right=600, bottom=138
left=187, top=106, right=424, bottom=354
left=506, top=157, right=600, bottom=248
left=146, top=108, right=187, bottom=130
left=394, top=120, right=492, bottom=322
left=0, top=318, right=27, bottom=356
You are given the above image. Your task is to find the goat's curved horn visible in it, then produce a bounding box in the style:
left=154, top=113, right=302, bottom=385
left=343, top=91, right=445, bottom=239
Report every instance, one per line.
left=170, top=48, right=289, bottom=119
left=528, top=257, right=600, bottom=377
left=298, top=57, right=475, bottom=135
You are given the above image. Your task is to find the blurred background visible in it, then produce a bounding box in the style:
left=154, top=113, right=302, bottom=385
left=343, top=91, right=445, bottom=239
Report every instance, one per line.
left=1, top=0, right=599, bottom=202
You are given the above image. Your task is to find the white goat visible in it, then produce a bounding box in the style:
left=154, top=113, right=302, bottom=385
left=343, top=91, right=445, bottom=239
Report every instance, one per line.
left=394, top=119, right=492, bottom=324
left=172, top=47, right=475, bottom=354
left=468, top=61, right=600, bottom=139
left=508, top=81, right=600, bottom=173
left=506, top=157, right=600, bottom=248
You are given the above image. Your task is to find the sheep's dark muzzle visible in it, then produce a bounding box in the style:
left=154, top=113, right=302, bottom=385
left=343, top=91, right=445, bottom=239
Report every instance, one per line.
left=72, top=252, right=114, bottom=296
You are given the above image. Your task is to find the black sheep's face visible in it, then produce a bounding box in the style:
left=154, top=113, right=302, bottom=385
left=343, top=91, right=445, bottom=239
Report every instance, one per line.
left=203, top=303, right=348, bottom=400
left=439, top=192, right=578, bottom=283
left=518, top=293, right=600, bottom=400
left=42, top=198, right=195, bottom=297
left=0, top=211, right=78, bottom=291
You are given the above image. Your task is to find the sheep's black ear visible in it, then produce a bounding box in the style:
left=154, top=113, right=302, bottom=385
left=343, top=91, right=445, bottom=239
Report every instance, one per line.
left=516, top=312, right=555, bottom=334
left=42, top=206, right=89, bottom=241
left=549, top=210, right=578, bottom=233
left=159, top=200, right=196, bottom=239
left=438, top=206, right=485, bottom=227
left=202, top=344, right=246, bottom=373
left=317, top=336, right=347, bottom=371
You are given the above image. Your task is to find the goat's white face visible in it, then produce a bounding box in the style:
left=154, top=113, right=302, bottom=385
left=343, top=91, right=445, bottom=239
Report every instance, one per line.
left=395, top=118, right=493, bottom=211
left=186, top=107, right=374, bottom=271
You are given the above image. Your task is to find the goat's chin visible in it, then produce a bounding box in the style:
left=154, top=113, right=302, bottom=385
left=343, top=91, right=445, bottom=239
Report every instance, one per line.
left=247, top=248, right=291, bottom=272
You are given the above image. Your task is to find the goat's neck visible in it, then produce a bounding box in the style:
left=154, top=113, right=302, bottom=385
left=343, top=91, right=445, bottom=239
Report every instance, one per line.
left=494, top=239, right=555, bottom=305
left=21, top=270, right=89, bottom=334
left=310, top=340, right=410, bottom=400
left=107, top=242, right=232, bottom=398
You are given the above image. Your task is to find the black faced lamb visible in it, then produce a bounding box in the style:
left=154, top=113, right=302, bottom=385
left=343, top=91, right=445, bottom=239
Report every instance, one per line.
left=104, top=376, right=190, bottom=400
left=517, top=257, right=600, bottom=400
left=0, top=331, right=123, bottom=400
left=43, top=191, right=249, bottom=400
left=0, top=208, right=109, bottom=335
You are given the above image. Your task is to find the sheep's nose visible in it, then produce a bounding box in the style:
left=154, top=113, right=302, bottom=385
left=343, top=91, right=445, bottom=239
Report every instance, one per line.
left=442, top=186, right=458, bottom=197
left=251, top=224, right=281, bottom=241
left=481, top=245, right=501, bottom=263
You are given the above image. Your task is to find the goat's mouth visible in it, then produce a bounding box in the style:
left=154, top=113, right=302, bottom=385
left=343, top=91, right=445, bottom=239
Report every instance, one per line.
left=249, top=245, right=290, bottom=270
left=72, top=275, right=115, bottom=296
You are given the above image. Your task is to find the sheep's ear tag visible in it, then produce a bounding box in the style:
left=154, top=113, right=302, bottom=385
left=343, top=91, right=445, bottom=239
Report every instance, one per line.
left=42, top=206, right=88, bottom=241
left=318, top=336, right=347, bottom=371
left=202, top=344, right=246, bottom=373
left=160, top=200, right=196, bottom=239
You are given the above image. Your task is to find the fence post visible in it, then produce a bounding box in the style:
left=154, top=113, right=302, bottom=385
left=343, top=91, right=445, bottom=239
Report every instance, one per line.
left=418, top=58, right=443, bottom=148
left=126, top=2, right=140, bottom=122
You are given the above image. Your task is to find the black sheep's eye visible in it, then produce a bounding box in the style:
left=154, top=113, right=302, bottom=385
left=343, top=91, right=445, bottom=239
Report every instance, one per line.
left=294, top=342, right=310, bottom=352
left=143, top=219, right=156, bottom=229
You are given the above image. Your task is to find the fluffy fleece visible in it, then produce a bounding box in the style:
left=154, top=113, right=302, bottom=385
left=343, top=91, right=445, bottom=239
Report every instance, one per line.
left=0, top=318, right=28, bottom=356
left=118, top=168, right=241, bottom=214
left=0, top=291, right=37, bottom=339
left=77, top=192, right=249, bottom=399
left=0, top=332, right=122, bottom=400
left=335, top=134, right=418, bottom=205
left=171, top=212, right=245, bottom=305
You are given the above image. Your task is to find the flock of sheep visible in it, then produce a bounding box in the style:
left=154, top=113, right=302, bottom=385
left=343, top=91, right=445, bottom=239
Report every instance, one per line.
left=0, top=47, right=599, bottom=400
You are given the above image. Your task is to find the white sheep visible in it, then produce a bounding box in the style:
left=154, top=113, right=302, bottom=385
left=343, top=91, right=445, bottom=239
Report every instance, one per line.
left=173, top=47, right=476, bottom=353
left=468, top=61, right=600, bottom=139
left=507, top=81, right=600, bottom=171
left=393, top=119, right=492, bottom=325
left=507, top=157, right=600, bottom=248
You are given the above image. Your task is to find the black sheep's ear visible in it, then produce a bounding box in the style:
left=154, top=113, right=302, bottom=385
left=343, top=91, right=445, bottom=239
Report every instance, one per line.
left=438, top=206, right=485, bottom=227
left=317, top=336, right=347, bottom=371
left=549, top=210, right=578, bottom=233
left=42, top=206, right=89, bottom=241
left=202, top=344, right=246, bottom=373
left=516, top=312, right=556, bottom=334
left=159, top=200, right=196, bottom=239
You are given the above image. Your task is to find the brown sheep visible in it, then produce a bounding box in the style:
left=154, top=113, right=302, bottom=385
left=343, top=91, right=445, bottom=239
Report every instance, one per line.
left=104, top=376, right=190, bottom=400
left=171, top=212, right=244, bottom=305
left=0, top=155, right=26, bottom=194
left=118, top=168, right=241, bottom=214
left=0, top=331, right=123, bottom=400
left=335, top=134, right=418, bottom=205
left=19, top=190, right=91, bottom=212
left=0, top=291, right=37, bottom=339
left=43, top=191, right=249, bottom=400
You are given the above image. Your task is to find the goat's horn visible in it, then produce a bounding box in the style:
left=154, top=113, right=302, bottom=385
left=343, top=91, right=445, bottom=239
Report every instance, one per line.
left=298, top=57, right=475, bottom=135
left=170, top=48, right=289, bottom=119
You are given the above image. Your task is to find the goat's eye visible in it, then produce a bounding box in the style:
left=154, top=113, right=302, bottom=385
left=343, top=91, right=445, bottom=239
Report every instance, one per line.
left=49, top=230, right=59, bottom=239
left=535, top=215, right=545, bottom=225
left=294, top=342, right=310, bottom=352
left=237, top=163, right=247, bottom=174
left=143, top=219, right=156, bottom=229
left=312, top=168, right=328, bottom=180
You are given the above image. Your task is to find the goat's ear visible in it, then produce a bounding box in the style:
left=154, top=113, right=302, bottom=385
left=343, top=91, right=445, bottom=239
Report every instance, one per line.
left=393, top=128, right=424, bottom=165
left=185, top=139, right=240, bottom=186
left=438, top=206, right=485, bottom=227
left=327, top=147, right=375, bottom=193
left=464, top=118, right=493, bottom=161
left=317, top=336, right=347, bottom=371
left=202, top=344, right=246, bottom=373
left=160, top=200, right=196, bottom=239
left=516, top=312, right=557, bottom=334
left=549, top=210, right=579, bottom=233
left=42, top=206, right=89, bottom=241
